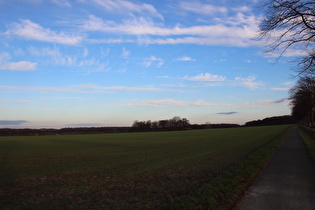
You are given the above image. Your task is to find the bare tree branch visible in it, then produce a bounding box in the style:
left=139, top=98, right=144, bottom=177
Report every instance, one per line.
left=260, top=0, right=315, bottom=75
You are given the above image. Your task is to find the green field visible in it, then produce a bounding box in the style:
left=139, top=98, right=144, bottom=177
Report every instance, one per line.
left=0, top=125, right=290, bottom=209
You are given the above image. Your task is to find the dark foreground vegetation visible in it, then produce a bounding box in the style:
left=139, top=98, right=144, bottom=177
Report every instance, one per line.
left=0, top=115, right=293, bottom=136
left=0, top=125, right=290, bottom=209
left=245, top=115, right=294, bottom=127
left=298, top=126, right=315, bottom=162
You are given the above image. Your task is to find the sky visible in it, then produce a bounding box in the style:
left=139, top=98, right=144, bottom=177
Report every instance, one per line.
left=0, top=0, right=300, bottom=128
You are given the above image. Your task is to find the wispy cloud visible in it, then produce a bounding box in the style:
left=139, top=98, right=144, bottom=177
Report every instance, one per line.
left=122, top=47, right=130, bottom=59
left=184, top=73, right=226, bottom=82
left=232, top=6, right=252, bottom=13
left=82, top=14, right=259, bottom=47
left=80, top=84, right=163, bottom=92
left=91, top=0, right=163, bottom=20
left=157, top=76, right=172, bottom=79
left=65, top=123, right=103, bottom=127
left=13, top=48, right=25, bottom=56
left=149, top=36, right=257, bottom=47
left=84, top=15, right=255, bottom=37
left=50, top=0, right=71, bottom=7
left=283, top=81, right=293, bottom=86
left=27, top=46, right=106, bottom=69
left=142, top=56, right=164, bottom=68
left=0, top=84, right=172, bottom=93
left=0, top=52, right=37, bottom=71
left=101, top=47, right=111, bottom=57
left=117, top=99, right=230, bottom=107
left=45, top=97, right=84, bottom=100
left=0, top=100, right=30, bottom=103
left=175, top=56, right=196, bottom=61
left=6, top=19, right=83, bottom=45
left=271, top=81, right=293, bottom=91
left=179, top=1, right=227, bottom=15
left=271, top=87, right=290, bottom=91
left=238, top=98, right=289, bottom=108
left=28, top=46, right=61, bottom=57
left=217, top=112, right=239, bottom=115
left=0, top=120, right=28, bottom=125
left=274, top=98, right=288, bottom=104
left=83, top=47, right=88, bottom=57
left=234, top=75, right=264, bottom=88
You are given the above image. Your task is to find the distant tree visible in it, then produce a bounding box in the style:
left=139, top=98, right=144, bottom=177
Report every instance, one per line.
left=259, top=0, right=315, bottom=75
left=181, top=118, right=190, bottom=128
left=151, top=121, right=159, bottom=130
left=158, top=120, right=168, bottom=130
left=168, top=116, right=181, bottom=129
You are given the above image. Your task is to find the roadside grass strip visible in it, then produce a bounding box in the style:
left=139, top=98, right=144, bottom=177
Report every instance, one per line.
left=298, top=126, right=315, bottom=162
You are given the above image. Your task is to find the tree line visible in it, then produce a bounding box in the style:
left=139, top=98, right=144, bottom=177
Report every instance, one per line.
left=0, top=127, right=130, bottom=136
left=131, top=116, right=190, bottom=132
left=289, top=76, right=315, bottom=127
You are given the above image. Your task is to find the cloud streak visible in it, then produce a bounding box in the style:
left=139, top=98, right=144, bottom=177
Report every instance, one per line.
left=176, top=56, right=196, bottom=61
left=6, top=19, right=83, bottom=45
left=238, top=98, right=289, bottom=108
left=82, top=14, right=259, bottom=47
left=0, top=120, right=28, bottom=125
left=234, top=75, right=264, bottom=89
left=117, top=99, right=230, bottom=107
left=65, top=123, right=103, bottom=127
left=0, top=84, right=176, bottom=94
left=142, top=56, right=164, bottom=68
left=179, top=1, right=227, bottom=15
left=184, top=73, right=226, bottom=82
left=217, top=112, right=239, bottom=115
left=51, top=0, right=71, bottom=7
left=0, top=53, right=37, bottom=71
left=91, top=0, right=163, bottom=20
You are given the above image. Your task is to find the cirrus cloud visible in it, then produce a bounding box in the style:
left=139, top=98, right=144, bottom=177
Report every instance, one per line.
left=91, top=0, right=163, bottom=20
left=5, top=19, right=83, bottom=45
left=0, top=120, right=28, bottom=125
left=179, top=1, right=227, bottom=16
left=117, top=99, right=230, bottom=107
left=217, top=112, right=239, bottom=115
left=82, top=14, right=259, bottom=47
left=184, top=73, right=226, bottom=82
left=234, top=75, right=264, bottom=89
left=0, top=53, right=37, bottom=71
left=142, top=56, right=164, bottom=68
left=175, top=56, right=196, bottom=61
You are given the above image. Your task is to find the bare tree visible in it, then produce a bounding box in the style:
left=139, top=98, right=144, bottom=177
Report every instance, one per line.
left=260, top=0, right=315, bottom=75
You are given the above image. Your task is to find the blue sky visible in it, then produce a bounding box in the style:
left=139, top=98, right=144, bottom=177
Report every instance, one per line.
left=0, top=0, right=299, bottom=128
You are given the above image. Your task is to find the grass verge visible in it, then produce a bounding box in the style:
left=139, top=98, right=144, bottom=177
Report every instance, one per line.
left=168, top=125, right=291, bottom=209
left=297, top=126, right=315, bottom=162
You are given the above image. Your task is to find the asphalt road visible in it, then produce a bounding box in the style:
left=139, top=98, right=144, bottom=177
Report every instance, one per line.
left=237, top=126, right=315, bottom=210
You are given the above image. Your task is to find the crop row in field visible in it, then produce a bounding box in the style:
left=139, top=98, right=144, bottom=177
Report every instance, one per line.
left=0, top=125, right=290, bottom=209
